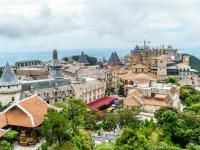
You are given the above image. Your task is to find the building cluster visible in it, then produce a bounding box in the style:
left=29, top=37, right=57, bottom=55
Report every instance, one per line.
left=106, top=44, right=199, bottom=88
left=0, top=50, right=106, bottom=106
left=0, top=43, right=199, bottom=141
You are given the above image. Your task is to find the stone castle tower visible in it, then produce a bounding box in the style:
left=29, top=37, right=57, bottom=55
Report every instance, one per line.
left=49, top=49, right=63, bottom=79
left=0, top=63, right=21, bottom=106
left=182, top=54, right=190, bottom=66
left=131, top=45, right=143, bottom=65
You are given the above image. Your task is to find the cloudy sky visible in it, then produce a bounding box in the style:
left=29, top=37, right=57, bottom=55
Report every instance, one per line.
left=0, top=0, right=199, bottom=53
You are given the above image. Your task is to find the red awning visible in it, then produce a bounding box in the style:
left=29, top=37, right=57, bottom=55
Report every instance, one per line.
left=87, top=96, right=118, bottom=110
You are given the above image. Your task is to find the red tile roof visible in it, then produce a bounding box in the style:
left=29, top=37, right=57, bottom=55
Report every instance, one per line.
left=0, top=113, right=7, bottom=128
left=87, top=96, right=118, bottom=110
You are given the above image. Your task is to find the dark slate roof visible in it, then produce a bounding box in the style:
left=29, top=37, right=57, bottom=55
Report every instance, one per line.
left=21, top=78, right=71, bottom=91
left=131, top=45, right=141, bottom=53
left=79, top=51, right=89, bottom=64
left=107, top=52, right=120, bottom=66
left=0, top=62, right=20, bottom=86
left=49, top=67, right=63, bottom=79
left=113, top=52, right=120, bottom=61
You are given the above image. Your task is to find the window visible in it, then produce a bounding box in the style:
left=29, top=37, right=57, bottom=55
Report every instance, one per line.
left=12, top=97, right=15, bottom=101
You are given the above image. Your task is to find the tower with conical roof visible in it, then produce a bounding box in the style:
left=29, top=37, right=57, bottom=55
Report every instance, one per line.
left=78, top=51, right=89, bottom=65
left=0, top=62, right=22, bottom=105
left=130, top=45, right=143, bottom=65
left=49, top=49, right=63, bottom=79
left=107, top=52, right=120, bottom=66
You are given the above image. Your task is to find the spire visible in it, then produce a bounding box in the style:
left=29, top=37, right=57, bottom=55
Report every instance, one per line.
left=0, top=62, right=20, bottom=86
left=53, top=49, right=58, bottom=59
left=113, top=52, right=120, bottom=61
left=107, top=52, right=119, bottom=66
left=132, top=45, right=141, bottom=53
left=78, top=51, right=89, bottom=64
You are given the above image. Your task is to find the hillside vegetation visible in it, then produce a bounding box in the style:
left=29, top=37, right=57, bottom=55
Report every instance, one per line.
left=189, top=55, right=200, bottom=73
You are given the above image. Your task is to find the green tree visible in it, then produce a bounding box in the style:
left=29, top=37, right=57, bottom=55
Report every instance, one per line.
left=66, top=98, right=87, bottom=129
left=84, top=110, right=99, bottom=130
left=40, top=109, right=72, bottom=145
left=117, top=108, right=139, bottom=127
left=102, top=112, right=119, bottom=130
left=4, top=130, right=18, bottom=143
left=118, top=85, right=125, bottom=97
left=106, top=86, right=115, bottom=96
left=0, top=140, right=12, bottom=150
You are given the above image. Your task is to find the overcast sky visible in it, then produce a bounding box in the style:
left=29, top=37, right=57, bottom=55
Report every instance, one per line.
left=0, top=0, right=199, bottom=53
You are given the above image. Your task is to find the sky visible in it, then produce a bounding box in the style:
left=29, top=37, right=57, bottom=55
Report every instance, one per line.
left=0, top=0, right=200, bottom=53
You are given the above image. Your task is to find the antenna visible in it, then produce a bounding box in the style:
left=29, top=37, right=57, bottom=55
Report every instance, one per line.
left=143, top=40, right=150, bottom=50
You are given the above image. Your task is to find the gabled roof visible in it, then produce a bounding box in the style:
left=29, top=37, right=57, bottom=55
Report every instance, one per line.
left=0, top=62, right=20, bottom=86
left=2, top=95, right=49, bottom=128
left=79, top=51, right=89, bottom=64
left=124, top=97, right=142, bottom=107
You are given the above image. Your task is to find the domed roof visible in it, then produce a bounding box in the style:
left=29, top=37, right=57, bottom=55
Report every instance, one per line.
left=0, top=62, right=20, bottom=86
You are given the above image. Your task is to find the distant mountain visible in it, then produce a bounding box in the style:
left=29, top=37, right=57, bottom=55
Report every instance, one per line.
left=189, top=55, right=200, bottom=73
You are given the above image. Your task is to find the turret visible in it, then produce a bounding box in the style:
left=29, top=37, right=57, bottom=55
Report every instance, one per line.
left=0, top=63, right=21, bottom=105
left=49, top=49, right=63, bottom=79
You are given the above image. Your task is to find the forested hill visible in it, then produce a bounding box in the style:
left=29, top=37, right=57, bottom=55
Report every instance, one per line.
left=189, top=55, right=200, bottom=73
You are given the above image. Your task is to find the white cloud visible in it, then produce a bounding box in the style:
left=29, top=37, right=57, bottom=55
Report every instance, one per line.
left=0, top=0, right=199, bottom=52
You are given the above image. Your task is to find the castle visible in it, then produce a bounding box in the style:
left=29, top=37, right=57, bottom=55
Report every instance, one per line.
left=0, top=50, right=106, bottom=106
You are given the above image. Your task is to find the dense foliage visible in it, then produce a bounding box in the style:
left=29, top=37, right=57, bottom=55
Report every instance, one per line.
left=0, top=130, right=18, bottom=150
left=99, top=104, right=200, bottom=150
left=39, top=98, right=93, bottom=150
left=105, top=86, right=115, bottom=96
left=118, top=85, right=125, bottom=97
left=180, top=86, right=200, bottom=106
left=189, top=55, right=200, bottom=73
left=163, top=77, right=179, bottom=84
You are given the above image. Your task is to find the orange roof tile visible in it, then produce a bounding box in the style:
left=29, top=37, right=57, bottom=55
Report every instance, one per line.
left=2, top=95, right=49, bottom=128
left=19, top=96, right=48, bottom=127
left=6, top=107, right=33, bottom=127
left=119, top=73, right=158, bottom=81
left=0, top=113, right=7, bottom=128
left=127, top=88, right=142, bottom=97
left=144, top=99, right=168, bottom=106
left=124, top=97, right=142, bottom=107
